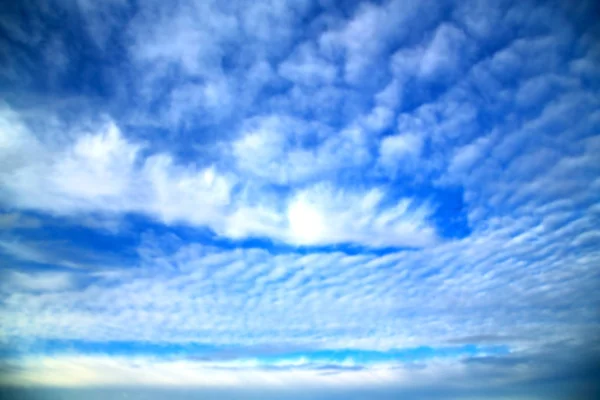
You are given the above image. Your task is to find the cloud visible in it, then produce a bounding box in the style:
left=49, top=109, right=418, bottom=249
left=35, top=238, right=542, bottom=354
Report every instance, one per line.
left=0, top=235, right=122, bottom=270
left=128, top=1, right=237, bottom=76
left=2, top=345, right=598, bottom=399
left=0, top=270, right=74, bottom=292
left=446, top=136, right=491, bottom=180
left=0, top=116, right=232, bottom=228
left=0, top=107, right=437, bottom=248
left=283, top=184, right=436, bottom=246
left=419, top=23, right=472, bottom=80
left=378, top=133, right=424, bottom=174
left=0, top=0, right=599, bottom=397
left=278, top=42, right=337, bottom=87
left=319, top=0, right=441, bottom=84
left=1, top=202, right=597, bottom=350
left=0, top=239, right=66, bottom=267
left=0, top=354, right=430, bottom=387
left=229, top=114, right=371, bottom=185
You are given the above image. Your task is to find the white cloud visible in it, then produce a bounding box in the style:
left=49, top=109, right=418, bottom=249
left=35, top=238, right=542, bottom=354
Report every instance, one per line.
left=1, top=342, right=595, bottom=396
left=391, top=46, right=423, bottom=78
left=0, top=105, right=45, bottom=173
left=1, top=270, right=74, bottom=292
left=419, top=23, right=471, bottom=79
left=0, top=239, right=61, bottom=266
left=121, top=0, right=316, bottom=129
left=360, top=105, right=395, bottom=133
left=0, top=113, right=233, bottom=228
left=319, top=0, right=441, bottom=84
left=139, top=156, right=231, bottom=226
left=52, top=123, right=138, bottom=199
left=283, top=184, right=436, bottom=247
left=1, top=108, right=437, bottom=248
left=514, top=74, right=579, bottom=109
left=446, top=136, right=491, bottom=180
left=222, top=205, right=284, bottom=240
left=0, top=236, right=116, bottom=270
left=0, top=354, right=448, bottom=388
left=222, top=182, right=437, bottom=248
left=231, top=115, right=291, bottom=183
left=166, top=78, right=235, bottom=126
left=389, top=23, right=472, bottom=84
left=452, top=0, right=506, bottom=41
left=1, top=166, right=598, bottom=356
left=278, top=42, right=337, bottom=86
left=378, top=133, right=424, bottom=173
left=129, top=1, right=237, bottom=76
left=230, top=114, right=371, bottom=185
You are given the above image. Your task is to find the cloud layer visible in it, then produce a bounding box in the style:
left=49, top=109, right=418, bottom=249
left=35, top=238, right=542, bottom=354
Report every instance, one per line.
left=1, top=0, right=600, bottom=397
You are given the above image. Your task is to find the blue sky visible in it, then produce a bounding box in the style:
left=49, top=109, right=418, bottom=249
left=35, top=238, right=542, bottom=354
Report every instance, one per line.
left=0, top=0, right=599, bottom=398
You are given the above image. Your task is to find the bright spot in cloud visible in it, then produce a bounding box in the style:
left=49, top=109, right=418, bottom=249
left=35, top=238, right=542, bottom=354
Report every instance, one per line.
left=287, top=199, right=325, bottom=245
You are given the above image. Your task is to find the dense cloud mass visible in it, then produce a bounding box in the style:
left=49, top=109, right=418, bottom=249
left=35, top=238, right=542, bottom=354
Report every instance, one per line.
left=1, top=0, right=600, bottom=398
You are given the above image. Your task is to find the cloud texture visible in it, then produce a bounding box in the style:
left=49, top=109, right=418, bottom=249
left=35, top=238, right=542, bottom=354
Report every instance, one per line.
left=1, top=0, right=600, bottom=398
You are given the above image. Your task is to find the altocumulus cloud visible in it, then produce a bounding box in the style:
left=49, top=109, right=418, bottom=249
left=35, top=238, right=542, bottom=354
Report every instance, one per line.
left=0, top=0, right=600, bottom=399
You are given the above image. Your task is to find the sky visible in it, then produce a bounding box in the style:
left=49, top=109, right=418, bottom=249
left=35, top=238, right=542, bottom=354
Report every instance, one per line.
left=0, top=0, right=599, bottom=399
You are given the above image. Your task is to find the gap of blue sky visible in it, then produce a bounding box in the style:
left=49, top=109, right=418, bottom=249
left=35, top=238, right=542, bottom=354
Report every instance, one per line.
left=1, top=0, right=600, bottom=399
